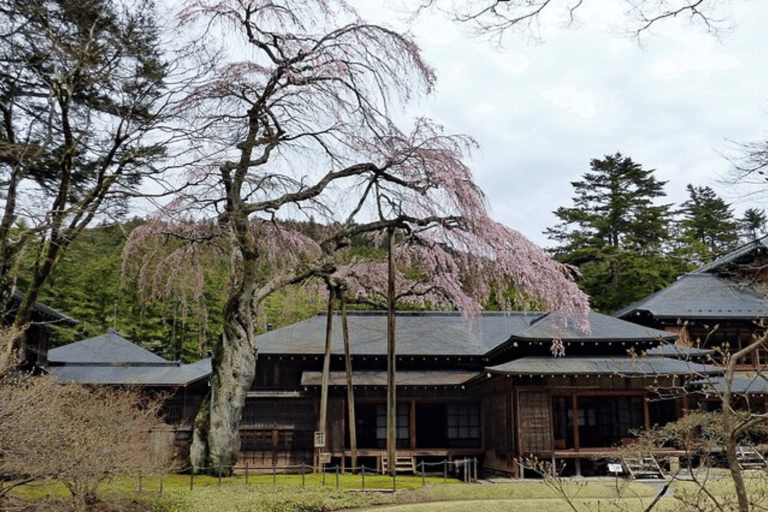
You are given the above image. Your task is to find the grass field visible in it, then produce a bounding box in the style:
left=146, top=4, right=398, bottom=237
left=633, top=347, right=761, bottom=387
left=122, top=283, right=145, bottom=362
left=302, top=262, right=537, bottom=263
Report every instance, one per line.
left=6, top=469, right=768, bottom=512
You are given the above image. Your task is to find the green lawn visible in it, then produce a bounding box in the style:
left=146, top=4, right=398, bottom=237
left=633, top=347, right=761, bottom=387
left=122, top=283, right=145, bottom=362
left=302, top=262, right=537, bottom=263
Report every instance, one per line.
left=8, top=470, right=768, bottom=512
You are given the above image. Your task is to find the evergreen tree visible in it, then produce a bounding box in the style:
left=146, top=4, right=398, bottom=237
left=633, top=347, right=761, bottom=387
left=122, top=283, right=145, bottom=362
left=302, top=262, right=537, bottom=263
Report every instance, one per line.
left=677, top=184, right=740, bottom=261
left=545, top=153, right=671, bottom=257
left=0, top=0, right=175, bottom=364
left=741, top=207, right=767, bottom=242
left=545, top=153, right=689, bottom=313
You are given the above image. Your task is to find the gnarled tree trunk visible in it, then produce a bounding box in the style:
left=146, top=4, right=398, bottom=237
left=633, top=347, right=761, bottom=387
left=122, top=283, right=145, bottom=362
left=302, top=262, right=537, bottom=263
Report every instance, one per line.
left=190, top=284, right=258, bottom=474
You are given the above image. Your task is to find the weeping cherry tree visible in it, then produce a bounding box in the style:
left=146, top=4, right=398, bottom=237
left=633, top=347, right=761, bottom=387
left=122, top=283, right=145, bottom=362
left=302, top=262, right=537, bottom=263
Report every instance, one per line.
left=123, top=0, right=590, bottom=473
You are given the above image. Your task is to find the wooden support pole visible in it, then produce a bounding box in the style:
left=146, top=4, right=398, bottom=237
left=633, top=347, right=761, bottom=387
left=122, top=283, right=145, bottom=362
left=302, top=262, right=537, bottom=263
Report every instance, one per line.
left=319, top=294, right=334, bottom=437
left=341, top=293, right=358, bottom=470
left=386, top=227, right=397, bottom=475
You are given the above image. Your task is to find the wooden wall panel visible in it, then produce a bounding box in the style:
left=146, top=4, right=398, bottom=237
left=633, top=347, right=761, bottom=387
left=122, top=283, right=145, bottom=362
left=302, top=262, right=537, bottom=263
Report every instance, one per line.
left=517, top=390, right=552, bottom=455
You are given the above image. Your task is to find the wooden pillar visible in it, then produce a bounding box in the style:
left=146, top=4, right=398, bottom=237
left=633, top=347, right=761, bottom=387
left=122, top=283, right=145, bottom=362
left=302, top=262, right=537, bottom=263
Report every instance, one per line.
left=571, top=394, right=580, bottom=451
left=643, top=396, right=651, bottom=432
left=341, top=294, right=358, bottom=470
left=410, top=400, right=417, bottom=449
left=386, top=228, right=397, bottom=474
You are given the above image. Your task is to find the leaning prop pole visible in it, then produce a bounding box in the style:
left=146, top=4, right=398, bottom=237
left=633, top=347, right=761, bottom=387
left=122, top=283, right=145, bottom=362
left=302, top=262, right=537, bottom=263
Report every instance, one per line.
left=386, top=227, right=397, bottom=477
left=318, top=292, right=335, bottom=462
left=341, top=290, right=358, bottom=470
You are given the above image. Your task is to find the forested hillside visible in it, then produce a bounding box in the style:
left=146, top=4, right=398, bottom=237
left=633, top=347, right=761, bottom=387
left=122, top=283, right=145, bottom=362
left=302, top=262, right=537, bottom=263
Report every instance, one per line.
left=18, top=219, right=325, bottom=362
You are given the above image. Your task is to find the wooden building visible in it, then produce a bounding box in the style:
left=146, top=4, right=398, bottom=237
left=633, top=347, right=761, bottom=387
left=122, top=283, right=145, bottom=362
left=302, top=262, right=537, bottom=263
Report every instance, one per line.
left=245, top=310, right=717, bottom=476
left=4, top=290, right=78, bottom=369
left=45, top=328, right=212, bottom=457
left=616, top=236, right=768, bottom=413
left=42, top=238, right=768, bottom=476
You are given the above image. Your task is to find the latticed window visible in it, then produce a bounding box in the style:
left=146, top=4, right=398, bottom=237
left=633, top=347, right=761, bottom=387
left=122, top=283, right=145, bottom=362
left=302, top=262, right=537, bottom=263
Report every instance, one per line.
left=446, top=403, right=480, bottom=440
left=375, top=403, right=409, bottom=442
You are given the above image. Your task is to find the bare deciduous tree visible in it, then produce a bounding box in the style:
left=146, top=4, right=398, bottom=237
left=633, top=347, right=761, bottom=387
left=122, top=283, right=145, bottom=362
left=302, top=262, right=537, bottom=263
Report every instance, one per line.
left=0, top=375, right=174, bottom=509
left=415, top=0, right=732, bottom=42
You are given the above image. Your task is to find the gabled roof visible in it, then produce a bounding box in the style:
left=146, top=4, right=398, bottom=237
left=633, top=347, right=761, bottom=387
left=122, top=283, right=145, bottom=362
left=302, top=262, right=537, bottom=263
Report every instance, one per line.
left=47, top=329, right=212, bottom=386
left=615, top=273, right=768, bottom=321
left=48, top=328, right=168, bottom=365
left=512, top=311, right=676, bottom=343
left=617, top=236, right=768, bottom=323
left=255, top=311, right=539, bottom=357
left=49, top=358, right=212, bottom=386
left=8, top=290, right=78, bottom=325
left=694, top=236, right=768, bottom=274
left=485, top=355, right=719, bottom=377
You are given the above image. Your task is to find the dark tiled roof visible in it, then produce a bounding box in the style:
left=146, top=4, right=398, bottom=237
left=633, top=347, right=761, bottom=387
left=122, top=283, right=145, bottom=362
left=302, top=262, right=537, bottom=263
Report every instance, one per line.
left=48, top=328, right=168, bottom=365
left=694, top=236, right=768, bottom=274
left=513, top=311, right=676, bottom=343
left=49, top=358, right=212, bottom=386
left=615, top=273, right=768, bottom=321
left=301, top=370, right=479, bottom=387
left=486, top=355, right=719, bottom=377
left=255, top=311, right=539, bottom=357
left=256, top=310, right=675, bottom=358
left=10, top=290, right=78, bottom=325
left=646, top=344, right=714, bottom=358
left=47, top=329, right=213, bottom=386
left=695, top=373, right=768, bottom=395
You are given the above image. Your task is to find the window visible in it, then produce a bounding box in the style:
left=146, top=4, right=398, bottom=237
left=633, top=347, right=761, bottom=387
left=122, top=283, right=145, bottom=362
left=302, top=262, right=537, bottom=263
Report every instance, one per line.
left=446, top=403, right=480, bottom=440
left=375, top=403, right=409, bottom=442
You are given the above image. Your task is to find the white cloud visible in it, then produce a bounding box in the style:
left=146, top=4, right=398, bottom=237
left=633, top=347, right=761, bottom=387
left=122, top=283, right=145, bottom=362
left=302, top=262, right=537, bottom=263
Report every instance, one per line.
left=541, top=86, right=598, bottom=119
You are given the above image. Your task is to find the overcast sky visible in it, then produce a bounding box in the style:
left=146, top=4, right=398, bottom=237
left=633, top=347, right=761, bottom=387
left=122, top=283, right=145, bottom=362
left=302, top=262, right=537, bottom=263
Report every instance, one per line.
left=353, top=1, right=768, bottom=248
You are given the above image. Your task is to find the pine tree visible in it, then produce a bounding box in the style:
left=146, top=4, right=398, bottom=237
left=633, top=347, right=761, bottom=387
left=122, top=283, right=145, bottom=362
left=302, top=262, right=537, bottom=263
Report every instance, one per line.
left=544, top=153, right=688, bottom=313
left=677, top=184, right=740, bottom=261
left=545, top=153, right=671, bottom=257
left=741, top=207, right=767, bottom=242
left=0, top=0, right=174, bottom=361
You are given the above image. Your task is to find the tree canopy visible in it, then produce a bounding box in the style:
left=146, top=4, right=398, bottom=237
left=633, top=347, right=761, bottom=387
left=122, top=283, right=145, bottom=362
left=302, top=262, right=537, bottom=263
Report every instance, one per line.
left=544, top=153, right=694, bottom=313
left=0, top=0, right=176, bottom=364
left=546, top=153, right=671, bottom=257
left=676, top=184, right=740, bottom=264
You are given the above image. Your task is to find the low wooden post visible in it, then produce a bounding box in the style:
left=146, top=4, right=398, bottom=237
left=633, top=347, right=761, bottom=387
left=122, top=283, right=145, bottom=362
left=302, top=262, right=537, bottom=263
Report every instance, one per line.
left=361, top=464, right=365, bottom=490
left=393, top=467, right=397, bottom=493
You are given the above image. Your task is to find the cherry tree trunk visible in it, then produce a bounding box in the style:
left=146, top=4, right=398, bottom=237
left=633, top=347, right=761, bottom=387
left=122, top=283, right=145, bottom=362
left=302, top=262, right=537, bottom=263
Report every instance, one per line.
left=190, top=281, right=257, bottom=474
